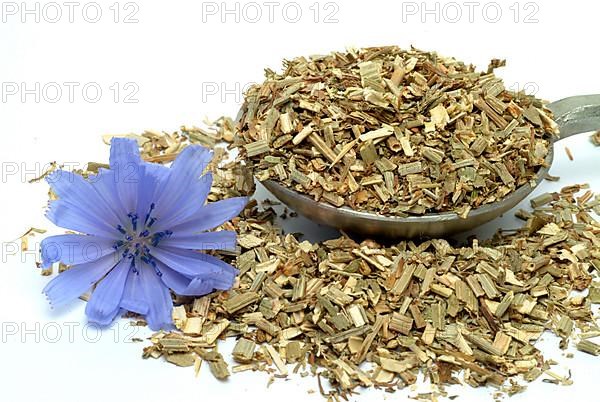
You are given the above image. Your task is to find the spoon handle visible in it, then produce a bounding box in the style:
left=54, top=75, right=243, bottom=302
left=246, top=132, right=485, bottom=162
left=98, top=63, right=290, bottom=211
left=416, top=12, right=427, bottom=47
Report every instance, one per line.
left=548, top=94, right=600, bottom=139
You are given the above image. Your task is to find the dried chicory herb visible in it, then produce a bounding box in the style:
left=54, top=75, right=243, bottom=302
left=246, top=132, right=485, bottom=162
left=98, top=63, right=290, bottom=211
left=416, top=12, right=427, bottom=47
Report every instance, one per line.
left=32, top=115, right=599, bottom=401
left=138, top=129, right=600, bottom=399
left=591, top=130, right=600, bottom=146
left=28, top=117, right=600, bottom=401
left=235, top=46, right=558, bottom=218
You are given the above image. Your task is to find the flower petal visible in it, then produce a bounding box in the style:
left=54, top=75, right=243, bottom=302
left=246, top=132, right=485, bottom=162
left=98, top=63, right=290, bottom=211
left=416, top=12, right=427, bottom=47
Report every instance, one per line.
left=169, top=144, right=213, bottom=184
left=152, top=145, right=213, bottom=226
left=47, top=170, right=121, bottom=228
left=41, top=234, right=118, bottom=269
left=119, top=267, right=149, bottom=316
left=88, top=168, right=128, bottom=222
left=46, top=200, right=121, bottom=239
left=42, top=253, right=118, bottom=306
left=135, top=162, right=169, bottom=222
left=85, top=257, right=130, bottom=326
left=138, top=264, right=173, bottom=330
left=159, top=230, right=236, bottom=251
left=109, top=138, right=143, bottom=215
left=117, top=260, right=173, bottom=330
left=158, top=262, right=214, bottom=296
left=199, top=253, right=239, bottom=290
left=149, top=246, right=238, bottom=285
left=151, top=173, right=213, bottom=231
left=109, top=137, right=142, bottom=168
left=168, top=197, right=248, bottom=236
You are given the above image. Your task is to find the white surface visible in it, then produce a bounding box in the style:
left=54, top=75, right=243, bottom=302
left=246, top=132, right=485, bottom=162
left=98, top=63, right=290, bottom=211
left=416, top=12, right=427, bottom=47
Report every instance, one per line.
left=0, top=0, right=599, bottom=401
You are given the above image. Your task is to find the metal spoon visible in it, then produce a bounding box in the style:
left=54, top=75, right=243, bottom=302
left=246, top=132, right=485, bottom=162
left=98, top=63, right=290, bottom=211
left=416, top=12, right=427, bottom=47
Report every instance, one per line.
left=261, top=94, right=600, bottom=238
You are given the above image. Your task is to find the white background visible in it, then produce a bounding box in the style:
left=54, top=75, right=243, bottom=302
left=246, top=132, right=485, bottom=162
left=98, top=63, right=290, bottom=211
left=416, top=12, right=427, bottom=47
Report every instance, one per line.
left=1, top=0, right=599, bottom=401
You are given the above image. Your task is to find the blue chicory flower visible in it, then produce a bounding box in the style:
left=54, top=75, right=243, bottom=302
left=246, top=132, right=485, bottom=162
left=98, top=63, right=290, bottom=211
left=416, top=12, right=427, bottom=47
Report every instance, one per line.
left=40, top=138, right=248, bottom=330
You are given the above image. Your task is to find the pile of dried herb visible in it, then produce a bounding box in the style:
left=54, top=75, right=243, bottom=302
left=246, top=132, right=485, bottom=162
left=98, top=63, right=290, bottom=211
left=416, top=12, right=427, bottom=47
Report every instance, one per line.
left=592, top=130, right=600, bottom=146
left=134, top=128, right=600, bottom=399
left=31, top=122, right=599, bottom=400
left=235, top=46, right=559, bottom=218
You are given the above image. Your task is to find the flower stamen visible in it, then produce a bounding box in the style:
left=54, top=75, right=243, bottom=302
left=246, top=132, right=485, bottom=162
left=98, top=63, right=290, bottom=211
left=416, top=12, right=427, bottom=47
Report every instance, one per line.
left=129, top=257, right=138, bottom=274
left=128, top=213, right=139, bottom=231
left=149, top=259, right=162, bottom=277
left=144, top=203, right=155, bottom=225
left=150, top=230, right=172, bottom=247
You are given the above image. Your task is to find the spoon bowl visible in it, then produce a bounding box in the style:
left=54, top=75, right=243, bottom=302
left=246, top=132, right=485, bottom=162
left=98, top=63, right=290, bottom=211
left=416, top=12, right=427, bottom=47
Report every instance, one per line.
left=261, top=95, right=600, bottom=238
